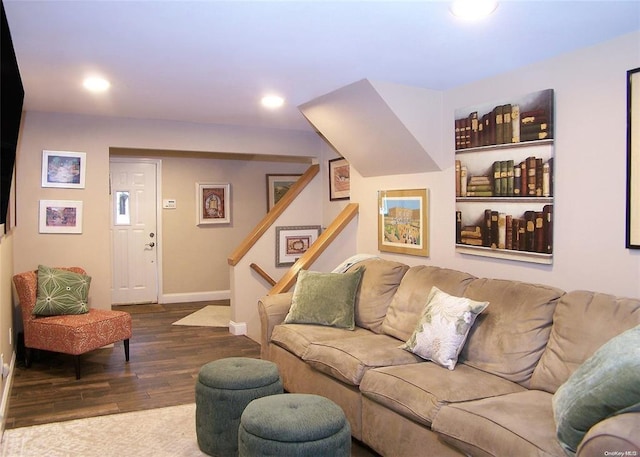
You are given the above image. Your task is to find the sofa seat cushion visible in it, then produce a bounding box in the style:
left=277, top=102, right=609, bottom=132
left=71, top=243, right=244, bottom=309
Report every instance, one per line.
left=270, top=324, right=371, bottom=359
left=360, top=362, right=525, bottom=427
left=302, top=334, right=422, bottom=386
left=432, top=390, right=566, bottom=457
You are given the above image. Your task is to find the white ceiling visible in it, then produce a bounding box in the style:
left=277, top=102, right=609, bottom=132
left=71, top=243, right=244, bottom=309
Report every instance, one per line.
left=4, top=1, right=640, bottom=133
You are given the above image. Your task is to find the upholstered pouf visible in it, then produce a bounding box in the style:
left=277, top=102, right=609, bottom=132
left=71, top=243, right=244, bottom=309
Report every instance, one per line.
left=195, top=357, right=283, bottom=457
left=238, top=393, right=351, bottom=457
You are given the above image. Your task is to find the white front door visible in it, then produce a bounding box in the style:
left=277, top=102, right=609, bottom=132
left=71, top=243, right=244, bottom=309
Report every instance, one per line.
left=110, top=159, right=160, bottom=304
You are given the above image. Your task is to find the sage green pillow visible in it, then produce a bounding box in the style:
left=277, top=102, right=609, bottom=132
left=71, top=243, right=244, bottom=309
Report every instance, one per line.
left=552, top=324, right=640, bottom=456
left=33, top=265, right=91, bottom=316
left=284, top=268, right=364, bottom=330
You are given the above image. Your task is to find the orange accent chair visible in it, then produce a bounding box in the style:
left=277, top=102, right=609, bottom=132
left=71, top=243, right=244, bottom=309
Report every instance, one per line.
left=13, top=267, right=132, bottom=380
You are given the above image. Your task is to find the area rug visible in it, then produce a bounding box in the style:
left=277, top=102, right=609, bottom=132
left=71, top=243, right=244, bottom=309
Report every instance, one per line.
left=1, top=404, right=207, bottom=457
left=171, top=305, right=230, bottom=327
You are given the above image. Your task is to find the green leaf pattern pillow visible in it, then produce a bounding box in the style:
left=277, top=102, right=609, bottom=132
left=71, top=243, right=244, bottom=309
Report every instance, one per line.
left=33, top=265, right=91, bottom=316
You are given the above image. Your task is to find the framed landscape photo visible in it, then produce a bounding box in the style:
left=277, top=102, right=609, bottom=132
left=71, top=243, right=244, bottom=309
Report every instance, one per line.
left=627, top=67, right=640, bottom=249
left=275, top=225, right=321, bottom=267
left=39, top=200, right=83, bottom=234
left=197, top=183, right=230, bottom=225
left=42, top=150, right=86, bottom=188
left=266, top=174, right=301, bottom=211
left=328, top=157, right=350, bottom=201
left=378, top=188, right=429, bottom=256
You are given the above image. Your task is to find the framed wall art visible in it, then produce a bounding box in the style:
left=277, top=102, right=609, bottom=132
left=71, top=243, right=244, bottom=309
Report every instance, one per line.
left=266, top=174, right=301, bottom=211
left=627, top=67, right=640, bottom=249
left=275, top=225, right=321, bottom=267
left=328, top=157, right=350, bottom=201
left=42, top=150, right=86, bottom=188
left=39, top=200, right=83, bottom=234
left=196, top=183, right=230, bottom=225
left=378, top=188, right=429, bottom=257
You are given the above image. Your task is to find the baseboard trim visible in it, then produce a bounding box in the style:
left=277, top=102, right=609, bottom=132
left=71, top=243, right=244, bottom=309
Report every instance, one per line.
left=160, top=290, right=230, bottom=304
left=0, top=351, right=16, bottom=441
left=229, top=321, right=247, bottom=336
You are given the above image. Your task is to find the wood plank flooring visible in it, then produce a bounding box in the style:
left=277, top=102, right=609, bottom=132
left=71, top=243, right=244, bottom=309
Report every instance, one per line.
left=5, top=301, right=378, bottom=456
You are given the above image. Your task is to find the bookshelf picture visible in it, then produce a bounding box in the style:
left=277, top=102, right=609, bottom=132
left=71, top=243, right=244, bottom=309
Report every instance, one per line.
left=454, top=89, right=555, bottom=264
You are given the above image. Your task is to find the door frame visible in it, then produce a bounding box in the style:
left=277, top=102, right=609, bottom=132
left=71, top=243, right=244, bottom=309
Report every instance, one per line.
left=109, top=157, right=164, bottom=304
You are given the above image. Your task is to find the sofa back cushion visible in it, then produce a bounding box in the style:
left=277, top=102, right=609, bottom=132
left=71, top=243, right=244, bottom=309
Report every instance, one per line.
left=381, top=266, right=476, bottom=342
left=460, top=278, right=564, bottom=387
left=346, top=259, right=409, bottom=333
left=531, top=290, right=640, bottom=393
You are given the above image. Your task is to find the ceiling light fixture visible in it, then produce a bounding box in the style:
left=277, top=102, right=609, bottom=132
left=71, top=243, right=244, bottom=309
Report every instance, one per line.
left=83, top=76, right=111, bottom=93
left=261, top=95, right=285, bottom=109
left=450, top=0, right=498, bottom=19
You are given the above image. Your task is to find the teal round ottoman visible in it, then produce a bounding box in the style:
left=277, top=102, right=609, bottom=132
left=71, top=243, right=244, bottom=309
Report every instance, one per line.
left=238, top=393, right=351, bottom=457
left=195, top=357, right=283, bottom=457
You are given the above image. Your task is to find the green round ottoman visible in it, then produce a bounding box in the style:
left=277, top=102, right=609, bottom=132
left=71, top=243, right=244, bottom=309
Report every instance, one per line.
left=195, top=357, right=283, bottom=457
left=238, top=393, right=351, bottom=457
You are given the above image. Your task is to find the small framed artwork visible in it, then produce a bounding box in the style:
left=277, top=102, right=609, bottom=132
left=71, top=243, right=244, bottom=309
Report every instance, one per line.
left=378, top=188, right=429, bottom=256
left=39, top=200, right=83, bottom=234
left=328, top=157, right=350, bottom=201
left=627, top=67, right=640, bottom=249
left=266, top=174, right=301, bottom=211
left=197, top=183, right=230, bottom=225
left=275, top=225, right=321, bottom=267
left=42, top=150, right=86, bottom=188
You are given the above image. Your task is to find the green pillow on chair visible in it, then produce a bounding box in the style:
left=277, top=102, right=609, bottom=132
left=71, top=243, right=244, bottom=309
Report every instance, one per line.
left=552, top=324, right=640, bottom=456
left=33, top=265, right=91, bottom=316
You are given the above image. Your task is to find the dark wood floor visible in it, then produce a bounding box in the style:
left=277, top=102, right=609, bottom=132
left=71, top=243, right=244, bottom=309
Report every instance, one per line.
left=5, top=301, right=378, bottom=456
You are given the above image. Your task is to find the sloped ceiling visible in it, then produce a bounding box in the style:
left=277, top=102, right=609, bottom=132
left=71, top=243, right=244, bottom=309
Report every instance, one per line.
left=298, top=79, right=444, bottom=177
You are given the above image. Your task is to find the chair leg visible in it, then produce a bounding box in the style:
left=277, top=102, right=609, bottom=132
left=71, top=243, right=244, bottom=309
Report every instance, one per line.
left=124, top=339, right=130, bottom=362
left=24, top=347, right=32, bottom=368
left=74, top=355, right=81, bottom=380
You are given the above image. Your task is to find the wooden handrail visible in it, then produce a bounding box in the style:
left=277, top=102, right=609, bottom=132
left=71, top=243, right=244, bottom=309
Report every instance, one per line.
left=269, top=203, right=359, bottom=295
left=227, top=164, right=320, bottom=266
left=250, top=263, right=276, bottom=286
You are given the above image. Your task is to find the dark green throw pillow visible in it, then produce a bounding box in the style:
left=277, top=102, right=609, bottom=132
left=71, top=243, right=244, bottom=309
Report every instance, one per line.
left=284, top=268, right=364, bottom=330
left=552, top=324, right=640, bottom=456
left=33, top=265, right=91, bottom=316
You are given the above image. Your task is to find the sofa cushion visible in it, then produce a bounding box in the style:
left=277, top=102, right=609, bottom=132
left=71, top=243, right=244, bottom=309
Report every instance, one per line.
left=271, top=324, right=370, bottom=359
left=460, top=278, right=564, bottom=386
left=33, top=265, right=91, bottom=316
left=360, top=362, right=525, bottom=427
left=432, top=390, right=566, bottom=457
left=345, top=258, right=409, bottom=333
left=531, top=290, right=640, bottom=393
left=401, top=286, right=488, bottom=370
left=552, top=325, right=640, bottom=456
left=284, top=268, right=363, bottom=329
left=302, top=334, right=421, bottom=386
left=381, top=266, right=475, bottom=342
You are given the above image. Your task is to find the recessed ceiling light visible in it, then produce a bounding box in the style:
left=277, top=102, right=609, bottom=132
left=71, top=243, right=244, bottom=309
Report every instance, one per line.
left=261, top=95, right=285, bottom=109
left=83, top=76, right=110, bottom=93
left=450, top=0, right=498, bottom=19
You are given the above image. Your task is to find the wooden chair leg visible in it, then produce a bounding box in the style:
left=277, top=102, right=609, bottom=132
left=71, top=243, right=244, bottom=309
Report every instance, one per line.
left=74, top=355, right=81, bottom=380
left=124, top=339, right=130, bottom=361
left=24, top=347, right=32, bottom=368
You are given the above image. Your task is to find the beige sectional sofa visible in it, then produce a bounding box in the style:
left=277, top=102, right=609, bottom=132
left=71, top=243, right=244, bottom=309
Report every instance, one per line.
left=258, top=258, right=640, bottom=457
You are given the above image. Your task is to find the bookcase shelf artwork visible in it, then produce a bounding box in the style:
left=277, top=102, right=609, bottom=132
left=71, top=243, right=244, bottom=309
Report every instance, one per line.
left=454, top=89, right=555, bottom=264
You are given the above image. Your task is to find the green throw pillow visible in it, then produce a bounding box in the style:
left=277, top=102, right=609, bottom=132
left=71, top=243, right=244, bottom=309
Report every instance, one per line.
left=284, top=268, right=364, bottom=330
left=552, top=324, right=640, bottom=456
left=401, top=286, right=489, bottom=370
left=33, top=265, right=91, bottom=316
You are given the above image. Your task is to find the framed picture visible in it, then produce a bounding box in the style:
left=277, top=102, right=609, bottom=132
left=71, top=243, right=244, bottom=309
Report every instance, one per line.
left=378, top=188, right=429, bottom=256
left=197, top=183, right=230, bottom=225
left=266, top=174, right=301, bottom=211
left=328, top=157, right=350, bottom=201
left=39, top=200, right=83, bottom=234
left=627, top=67, right=640, bottom=249
left=42, top=150, right=86, bottom=188
left=275, top=225, right=321, bottom=267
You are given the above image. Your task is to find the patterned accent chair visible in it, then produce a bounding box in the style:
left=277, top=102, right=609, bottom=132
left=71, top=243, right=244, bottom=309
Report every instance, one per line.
left=13, top=267, right=132, bottom=379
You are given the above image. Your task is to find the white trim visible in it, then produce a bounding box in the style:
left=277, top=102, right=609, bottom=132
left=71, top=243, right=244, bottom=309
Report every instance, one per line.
left=0, top=352, right=17, bottom=440
left=229, top=321, right=247, bottom=336
left=160, top=290, right=231, bottom=304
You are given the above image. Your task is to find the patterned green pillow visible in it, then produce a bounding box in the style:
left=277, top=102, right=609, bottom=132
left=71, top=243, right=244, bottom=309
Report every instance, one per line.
left=401, top=286, right=489, bottom=370
left=33, top=265, right=91, bottom=316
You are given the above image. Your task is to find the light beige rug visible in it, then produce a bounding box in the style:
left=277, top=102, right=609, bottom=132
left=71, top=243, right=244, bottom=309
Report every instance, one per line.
left=172, top=305, right=230, bottom=327
left=1, top=404, right=207, bottom=457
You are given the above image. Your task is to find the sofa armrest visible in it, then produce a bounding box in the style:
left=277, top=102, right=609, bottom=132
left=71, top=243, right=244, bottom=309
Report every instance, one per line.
left=258, top=292, right=293, bottom=359
left=577, top=412, right=640, bottom=457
